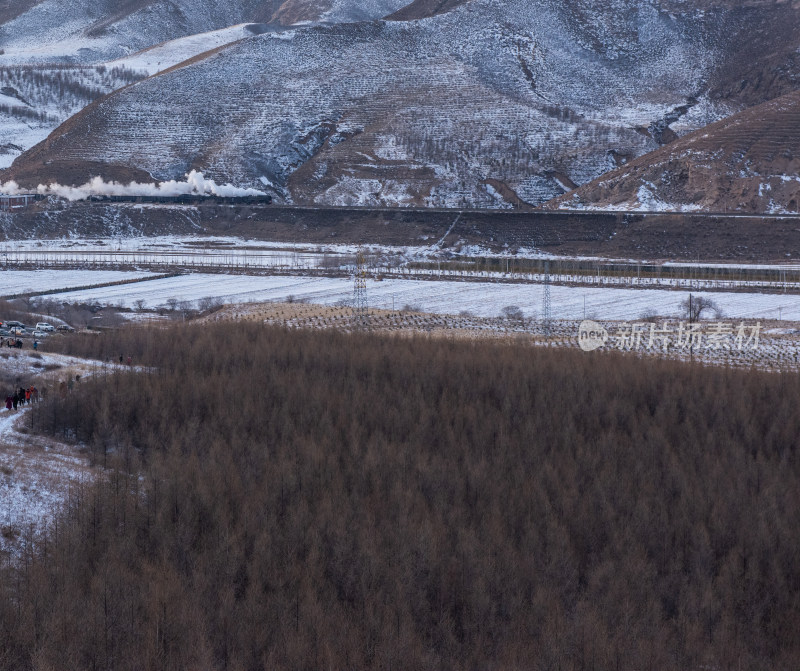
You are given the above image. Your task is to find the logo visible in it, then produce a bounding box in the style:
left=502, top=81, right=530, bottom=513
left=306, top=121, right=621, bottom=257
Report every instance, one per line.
left=578, top=320, right=608, bottom=352
left=575, top=320, right=762, bottom=353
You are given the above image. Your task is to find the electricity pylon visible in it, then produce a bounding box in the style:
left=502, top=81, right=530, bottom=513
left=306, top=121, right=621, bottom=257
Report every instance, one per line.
left=353, top=247, right=369, bottom=331
left=542, top=260, right=552, bottom=336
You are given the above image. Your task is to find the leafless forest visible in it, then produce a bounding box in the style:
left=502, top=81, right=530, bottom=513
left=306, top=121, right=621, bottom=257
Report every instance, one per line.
left=2, top=323, right=799, bottom=670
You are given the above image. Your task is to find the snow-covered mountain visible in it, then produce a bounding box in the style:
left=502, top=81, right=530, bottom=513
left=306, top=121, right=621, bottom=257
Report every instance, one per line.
left=4, top=0, right=800, bottom=210
left=0, top=0, right=413, bottom=168
left=0, top=0, right=412, bottom=64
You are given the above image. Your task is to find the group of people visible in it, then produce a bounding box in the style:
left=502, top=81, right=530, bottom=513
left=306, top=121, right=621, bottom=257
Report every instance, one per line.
left=4, top=386, right=41, bottom=410
left=58, top=376, right=80, bottom=396
left=3, top=338, right=23, bottom=348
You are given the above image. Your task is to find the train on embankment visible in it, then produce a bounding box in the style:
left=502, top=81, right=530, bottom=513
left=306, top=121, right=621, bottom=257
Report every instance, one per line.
left=1, top=193, right=273, bottom=209
left=85, top=194, right=273, bottom=205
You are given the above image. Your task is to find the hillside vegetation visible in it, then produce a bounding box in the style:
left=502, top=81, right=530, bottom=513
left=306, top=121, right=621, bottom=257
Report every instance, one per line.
left=1, top=324, right=798, bottom=669
left=0, top=65, right=145, bottom=168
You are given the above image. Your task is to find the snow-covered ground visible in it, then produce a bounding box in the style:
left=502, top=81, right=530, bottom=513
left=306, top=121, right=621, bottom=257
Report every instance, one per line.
left=1, top=239, right=338, bottom=270
left=0, top=270, right=156, bottom=297
left=2, top=0, right=733, bottom=208
left=0, top=408, right=91, bottom=551
left=3, top=237, right=800, bottom=320
left=106, top=24, right=261, bottom=76
left=3, top=236, right=799, bottom=293
left=0, top=350, right=103, bottom=556
left=0, top=234, right=536, bottom=259
left=26, top=272, right=800, bottom=321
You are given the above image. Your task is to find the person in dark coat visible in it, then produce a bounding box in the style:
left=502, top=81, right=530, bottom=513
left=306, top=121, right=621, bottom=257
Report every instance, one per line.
left=12, top=393, right=18, bottom=410
left=4, top=395, right=11, bottom=410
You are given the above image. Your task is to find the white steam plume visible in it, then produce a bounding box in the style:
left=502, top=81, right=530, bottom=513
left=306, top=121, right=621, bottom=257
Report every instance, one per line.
left=0, top=171, right=267, bottom=201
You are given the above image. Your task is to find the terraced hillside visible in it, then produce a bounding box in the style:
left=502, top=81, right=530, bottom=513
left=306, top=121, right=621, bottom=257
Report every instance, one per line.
left=548, top=89, right=800, bottom=214
left=10, top=0, right=800, bottom=210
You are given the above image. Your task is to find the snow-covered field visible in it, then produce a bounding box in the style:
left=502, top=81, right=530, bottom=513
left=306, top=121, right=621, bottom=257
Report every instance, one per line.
left=4, top=236, right=800, bottom=294
left=3, top=237, right=800, bottom=319
left=1, top=242, right=338, bottom=271
left=0, top=270, right=156, bottom=297
left=24, top=272, right=800, bottom=321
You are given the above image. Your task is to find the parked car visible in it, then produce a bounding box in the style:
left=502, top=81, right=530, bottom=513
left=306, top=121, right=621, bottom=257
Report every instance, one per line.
left=9, top=326, right=26, bottom=336
left=35, top=322, right=55, bottom=332
left=56, top=324, right=75, bottom=332
left=5, top=321, right=24, bottom=328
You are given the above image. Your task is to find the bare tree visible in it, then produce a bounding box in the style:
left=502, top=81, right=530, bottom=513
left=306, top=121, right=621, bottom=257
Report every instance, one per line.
left=680, top=294, right=719, bottom=321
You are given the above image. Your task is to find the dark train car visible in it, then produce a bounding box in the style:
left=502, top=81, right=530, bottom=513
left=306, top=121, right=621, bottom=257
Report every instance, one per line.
left=0, top=193, right=43, bottom=211
left=86, top=194, right=272, bottom=205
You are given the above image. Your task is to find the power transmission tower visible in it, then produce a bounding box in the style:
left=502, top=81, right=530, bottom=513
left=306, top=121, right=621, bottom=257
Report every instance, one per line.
left=542, top=260, right=552, bottom=336
left=353, top=247, right=369, bottom=331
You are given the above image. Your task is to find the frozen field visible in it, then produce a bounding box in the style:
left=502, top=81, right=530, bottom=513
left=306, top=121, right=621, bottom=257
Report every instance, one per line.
left=30, top=272, right=800, bottom=321
left=0, top=270, right=156, bottom=297
left=4, top=236, right=800, bottom=293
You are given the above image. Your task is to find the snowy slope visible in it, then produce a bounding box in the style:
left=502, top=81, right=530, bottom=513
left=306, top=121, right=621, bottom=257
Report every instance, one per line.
left=0, top=65, right=145, bottom=168
left=106, top=24, right=264, bottom=76
left=0, top=0, right=415, bottom=166
left=321, top=0, right=416, bottom=23
left=0, top=0, right=413, bottom=64
left=11, top=0, right=797, bottom=208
